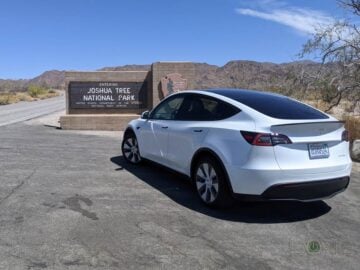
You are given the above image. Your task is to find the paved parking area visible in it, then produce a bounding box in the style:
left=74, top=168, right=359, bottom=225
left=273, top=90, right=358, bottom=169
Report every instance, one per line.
left=0, top=121, right=359, bottom=269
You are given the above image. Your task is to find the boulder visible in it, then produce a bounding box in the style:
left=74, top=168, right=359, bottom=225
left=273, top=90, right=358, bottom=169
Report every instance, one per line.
left=351, top=140, right=360, bottom=162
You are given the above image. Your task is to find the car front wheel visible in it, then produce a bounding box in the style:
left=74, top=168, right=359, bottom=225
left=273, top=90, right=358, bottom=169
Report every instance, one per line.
left=122, top=132, right=142, bottom=164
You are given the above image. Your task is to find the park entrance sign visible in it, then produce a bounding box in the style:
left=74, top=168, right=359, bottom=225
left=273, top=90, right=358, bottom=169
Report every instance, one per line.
left=69, top=81, right=147, bottom=109
left=60, top=62, right=195, bottom=130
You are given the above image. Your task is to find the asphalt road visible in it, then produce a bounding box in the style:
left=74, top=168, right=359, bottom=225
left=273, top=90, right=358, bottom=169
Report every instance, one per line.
left=0, top=95, right=65, bottom=127
left=0, top=118, right=359, bottom=269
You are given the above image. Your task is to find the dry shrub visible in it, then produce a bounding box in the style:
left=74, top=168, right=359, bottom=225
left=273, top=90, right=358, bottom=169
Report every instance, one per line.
left=0, top=94, right=11, bottom=105
left=28, top=85, right=48, bottom=98
left=0, top=93, right=18, bottom=105
left=17, top=93, right=32, bottom=102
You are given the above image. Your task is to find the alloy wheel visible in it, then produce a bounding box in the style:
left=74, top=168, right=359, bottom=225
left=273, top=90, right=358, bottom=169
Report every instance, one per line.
left=195, top=162, right=219, bottom=203
left=122, top=136, right=141, bottom=164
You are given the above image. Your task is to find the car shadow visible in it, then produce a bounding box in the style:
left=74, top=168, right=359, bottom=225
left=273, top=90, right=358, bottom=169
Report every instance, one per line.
left=110, top=156, right=331, bottom=223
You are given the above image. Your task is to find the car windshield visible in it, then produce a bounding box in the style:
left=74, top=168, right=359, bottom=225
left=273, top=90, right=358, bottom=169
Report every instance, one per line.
left=207, top=89, right=329, bottom=120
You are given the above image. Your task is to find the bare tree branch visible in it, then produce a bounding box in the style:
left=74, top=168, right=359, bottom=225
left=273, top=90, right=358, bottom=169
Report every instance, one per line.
left=299, top=0, right=360, bottom=112
left=339, top=0, right=360, bottom=15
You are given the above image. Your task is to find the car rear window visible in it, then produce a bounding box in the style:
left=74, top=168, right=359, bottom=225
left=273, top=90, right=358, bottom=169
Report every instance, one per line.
left=207, top=89, right=329, bottom=120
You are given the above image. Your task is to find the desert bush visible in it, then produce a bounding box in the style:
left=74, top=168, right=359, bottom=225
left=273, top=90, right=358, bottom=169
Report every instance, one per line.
left=0, top=88, right=58, bottom=105
left=319, top=83, right=338, bottom=104
left=28, top=85, right=48, bottom=98
left=0, top=93, right=11, bottom=105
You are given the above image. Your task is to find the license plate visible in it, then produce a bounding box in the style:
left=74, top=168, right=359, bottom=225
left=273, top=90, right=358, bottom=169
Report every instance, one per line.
left=308, top=143, right=329, bottom=159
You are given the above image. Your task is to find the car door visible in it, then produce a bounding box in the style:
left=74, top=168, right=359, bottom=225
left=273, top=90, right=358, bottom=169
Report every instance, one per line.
left=166, top=94, right=213, bottom=173
left=166, top=94, right=241, bottom=174
left=138, top=95, right=184, bottom=165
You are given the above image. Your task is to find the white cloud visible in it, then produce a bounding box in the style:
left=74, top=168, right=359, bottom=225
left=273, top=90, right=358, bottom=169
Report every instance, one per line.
left=236, top=6, right=334, bottom=34
left=239, top=0, right=287, bottom=9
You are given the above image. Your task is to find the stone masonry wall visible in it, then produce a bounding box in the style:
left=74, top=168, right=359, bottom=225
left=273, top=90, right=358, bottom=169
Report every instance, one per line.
left=151, top=62, right=196, bottom=107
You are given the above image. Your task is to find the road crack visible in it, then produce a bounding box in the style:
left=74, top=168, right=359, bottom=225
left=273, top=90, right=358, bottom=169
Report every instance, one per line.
left=0, top=169, right=36, bottom=205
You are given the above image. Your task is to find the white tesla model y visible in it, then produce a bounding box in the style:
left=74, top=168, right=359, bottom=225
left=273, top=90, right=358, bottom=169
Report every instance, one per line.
left=122, top=89, right=352, bottom=207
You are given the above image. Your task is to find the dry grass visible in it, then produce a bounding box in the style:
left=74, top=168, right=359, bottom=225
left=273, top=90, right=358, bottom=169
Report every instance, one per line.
left=36, top=91, right=59, bottom=100
left=0, top=90, right=60, bottom=105
left=306, top=100, right=360, bottom=142
left=17, top=92, right=33, bottom=102
left=343, top=116, right=360, bottom=142
left=307, top=99, right=330, bottom=112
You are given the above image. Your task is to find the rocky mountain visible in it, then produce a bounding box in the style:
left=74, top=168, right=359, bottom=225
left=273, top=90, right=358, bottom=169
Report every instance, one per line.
left=28, top=70, right=65, bottom=89
left=193, top=60, right=326, bottom=91
left=99, top=65, right=151, bottom=71
left=0, top=60, right=328, bottom=94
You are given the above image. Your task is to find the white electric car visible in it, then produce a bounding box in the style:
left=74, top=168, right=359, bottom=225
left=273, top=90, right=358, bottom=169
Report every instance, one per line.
left=122, top=89, right=352, bottom=207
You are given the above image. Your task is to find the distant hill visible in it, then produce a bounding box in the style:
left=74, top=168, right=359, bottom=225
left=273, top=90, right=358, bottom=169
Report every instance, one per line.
left=28, top=70, right=65, bottom=90
left=192, top=60, right=330, bottom=91
left=99, top=64, right=151, bottom=71
left=0, top=70, right=65, bottom=92
left=0, top=61, right=331, bottom=96
left=0, top=78, right=29, bottom=92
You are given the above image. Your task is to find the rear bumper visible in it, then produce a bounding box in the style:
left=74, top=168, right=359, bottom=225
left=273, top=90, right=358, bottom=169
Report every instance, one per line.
left=233, top=176, right=350, bottom=202
left=227, top=161, right=352, bottom=195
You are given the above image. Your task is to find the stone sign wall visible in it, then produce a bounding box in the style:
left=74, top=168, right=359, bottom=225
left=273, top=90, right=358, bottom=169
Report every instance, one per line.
left=61, top=62, right=195, bottom=130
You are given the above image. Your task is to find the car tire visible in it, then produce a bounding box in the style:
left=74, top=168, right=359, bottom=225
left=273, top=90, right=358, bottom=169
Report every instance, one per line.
left=122, top=131, right=142, bottom=164
left=193, top=155, right=233, bottom=208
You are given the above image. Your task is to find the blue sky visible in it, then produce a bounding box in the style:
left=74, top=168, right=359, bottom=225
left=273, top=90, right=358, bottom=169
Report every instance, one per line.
left=0, top=0, right=344, bottom=79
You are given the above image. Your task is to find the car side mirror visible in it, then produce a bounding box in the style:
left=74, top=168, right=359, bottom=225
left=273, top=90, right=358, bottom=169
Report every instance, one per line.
left=141, top=111, right=150, bottom=119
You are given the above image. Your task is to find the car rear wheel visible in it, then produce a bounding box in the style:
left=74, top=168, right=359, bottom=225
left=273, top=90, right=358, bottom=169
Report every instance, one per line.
left=122, top=132, right=142, bottom=164
left=193, top=156, right=233, bottom=208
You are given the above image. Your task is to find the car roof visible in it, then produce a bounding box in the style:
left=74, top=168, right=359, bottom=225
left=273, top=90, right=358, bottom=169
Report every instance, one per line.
left=173, top=88, right=330, bottom=121
left=173, top=88, right=283, bottom=100
left=201, top=88, right=284, bottom=99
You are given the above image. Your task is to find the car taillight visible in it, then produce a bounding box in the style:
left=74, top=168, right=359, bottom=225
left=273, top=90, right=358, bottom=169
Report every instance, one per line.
left=240, top=131, right=292, bottom=146
left=342, top=130, right=349, bottom=142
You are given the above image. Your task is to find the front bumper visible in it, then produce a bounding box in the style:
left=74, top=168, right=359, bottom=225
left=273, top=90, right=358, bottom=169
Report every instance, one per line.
left=233, top=176, right=350, bottom=202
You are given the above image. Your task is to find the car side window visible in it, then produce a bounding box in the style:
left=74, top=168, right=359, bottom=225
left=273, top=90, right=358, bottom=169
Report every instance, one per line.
left=151, top=96, right=184, bottom=120
left=176, top=95, right=240, bottom=121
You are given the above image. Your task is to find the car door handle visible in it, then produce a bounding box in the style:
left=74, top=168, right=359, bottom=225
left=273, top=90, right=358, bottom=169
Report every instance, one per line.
left=193, top=129, right=203, bottom=133
left=162, top=126, right=168, bottom=129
